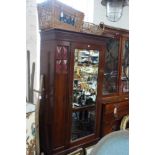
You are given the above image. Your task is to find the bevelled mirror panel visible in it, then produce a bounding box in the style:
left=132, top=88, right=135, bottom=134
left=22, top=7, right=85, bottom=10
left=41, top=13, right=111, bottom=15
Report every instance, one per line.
left=71, top=109, right=95, bottom=141
left=71, top=49, right=99, bottom=141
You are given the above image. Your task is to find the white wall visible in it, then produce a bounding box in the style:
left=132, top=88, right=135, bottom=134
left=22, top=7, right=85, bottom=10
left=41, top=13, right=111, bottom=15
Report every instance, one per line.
left=26, top=0, right=40, bottom=101
left=93, top=0, right=129, bottom=30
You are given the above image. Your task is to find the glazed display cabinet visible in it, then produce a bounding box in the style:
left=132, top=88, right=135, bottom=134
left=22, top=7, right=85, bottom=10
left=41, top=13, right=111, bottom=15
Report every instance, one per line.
left=39, top=28, right=129, bottom=155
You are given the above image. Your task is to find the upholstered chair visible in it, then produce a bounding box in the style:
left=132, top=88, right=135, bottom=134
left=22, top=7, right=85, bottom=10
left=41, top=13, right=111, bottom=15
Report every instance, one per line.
left=90, top=130, right=129, bottom=155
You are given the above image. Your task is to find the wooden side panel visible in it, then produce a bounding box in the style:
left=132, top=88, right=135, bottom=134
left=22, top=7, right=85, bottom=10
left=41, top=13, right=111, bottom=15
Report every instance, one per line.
left=53, top=44, right=70, bottom=149
left=40, top=40, right=55, bottom=153
left=53, top=74, right=67, bottom=148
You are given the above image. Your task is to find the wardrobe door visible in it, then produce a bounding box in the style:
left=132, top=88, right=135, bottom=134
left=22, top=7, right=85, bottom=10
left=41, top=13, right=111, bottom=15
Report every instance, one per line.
left=68, top=43, right=104, bottom=146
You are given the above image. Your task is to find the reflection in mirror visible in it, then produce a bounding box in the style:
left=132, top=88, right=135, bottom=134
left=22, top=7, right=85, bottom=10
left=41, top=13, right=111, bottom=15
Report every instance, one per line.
left=71, top=49, right=99, bottom=141
left=71, top=110, right=95, bottom=141
left=72, top=49, right=99, bottom=107
left=103, top=39, right=119, bottom=95
left=121, top=39, right=129, bottom=92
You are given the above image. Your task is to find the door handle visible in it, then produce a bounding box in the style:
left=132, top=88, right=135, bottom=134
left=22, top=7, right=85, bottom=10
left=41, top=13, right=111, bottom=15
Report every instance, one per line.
left=113, top=104, right=118, bottom=118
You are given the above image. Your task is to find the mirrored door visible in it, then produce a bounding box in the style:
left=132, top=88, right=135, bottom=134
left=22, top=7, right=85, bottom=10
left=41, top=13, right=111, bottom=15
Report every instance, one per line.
left=71, top=49, right=99, bottom=141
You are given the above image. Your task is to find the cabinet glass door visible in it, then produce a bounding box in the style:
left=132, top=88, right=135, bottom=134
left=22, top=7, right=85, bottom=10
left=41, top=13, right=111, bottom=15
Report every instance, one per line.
left=71, top=49, right=99, bottom=141
left=102, top=38, right=119, bottom=95
left=121, top=39, right=129, bottom=92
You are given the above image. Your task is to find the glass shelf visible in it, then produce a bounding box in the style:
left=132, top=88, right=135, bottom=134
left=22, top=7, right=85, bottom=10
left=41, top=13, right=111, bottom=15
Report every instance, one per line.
left=72, top=104, right=95, bottom=112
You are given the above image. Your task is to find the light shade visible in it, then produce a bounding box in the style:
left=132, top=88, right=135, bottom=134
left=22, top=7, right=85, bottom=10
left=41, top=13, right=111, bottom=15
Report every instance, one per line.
left=101, top=0, right=129, bottom=22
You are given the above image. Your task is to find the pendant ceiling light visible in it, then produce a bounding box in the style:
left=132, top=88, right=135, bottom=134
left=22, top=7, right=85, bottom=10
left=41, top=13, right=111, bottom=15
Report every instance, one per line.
left=101, top=0, right=129, bottom=22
